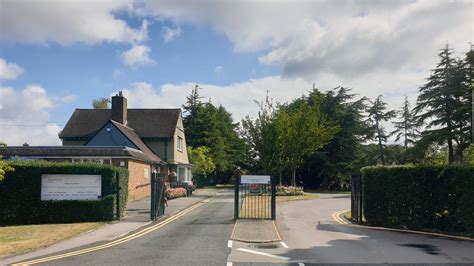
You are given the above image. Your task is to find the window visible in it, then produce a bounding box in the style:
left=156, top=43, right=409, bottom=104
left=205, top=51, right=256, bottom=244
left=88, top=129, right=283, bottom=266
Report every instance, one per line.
left=177, top=136, right=183, bottom=152
left=178, top=167, right=185, bottom=181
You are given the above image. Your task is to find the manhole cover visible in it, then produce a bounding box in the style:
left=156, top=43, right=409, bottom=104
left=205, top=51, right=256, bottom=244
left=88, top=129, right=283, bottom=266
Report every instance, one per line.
left=249, top=244, right=279, bottom=249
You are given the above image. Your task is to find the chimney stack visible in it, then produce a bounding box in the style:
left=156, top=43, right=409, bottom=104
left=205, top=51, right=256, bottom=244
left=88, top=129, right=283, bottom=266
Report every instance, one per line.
left=111, top=91, right=127, bottom=125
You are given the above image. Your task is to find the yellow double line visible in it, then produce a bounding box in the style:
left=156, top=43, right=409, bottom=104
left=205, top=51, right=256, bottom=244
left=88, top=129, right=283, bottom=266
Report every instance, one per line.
left=13, top=199, right=211, bottom=266
left=332, top=209, right=350, bottom=225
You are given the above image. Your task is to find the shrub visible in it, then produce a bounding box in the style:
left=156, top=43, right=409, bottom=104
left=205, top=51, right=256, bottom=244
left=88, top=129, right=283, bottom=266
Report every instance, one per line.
left=0, top=160, right=128, bottom=225
left=276, top=185, right=304, bottom=196
left=165, top=187, right=187, bottom=200
left=361, top=165, right=474, bottom=234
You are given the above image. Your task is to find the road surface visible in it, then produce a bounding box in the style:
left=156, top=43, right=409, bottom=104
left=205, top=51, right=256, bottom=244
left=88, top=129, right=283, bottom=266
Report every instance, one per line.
left=14, top=191, right=474, bottom=265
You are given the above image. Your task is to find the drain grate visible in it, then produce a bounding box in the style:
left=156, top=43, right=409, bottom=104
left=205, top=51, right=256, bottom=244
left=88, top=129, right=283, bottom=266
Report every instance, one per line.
left=249, top=244, right=279, bottom=249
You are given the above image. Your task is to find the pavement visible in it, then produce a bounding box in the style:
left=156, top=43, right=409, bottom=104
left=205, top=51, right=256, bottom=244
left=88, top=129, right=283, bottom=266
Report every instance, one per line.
left=0, top=189, right=214, bottom=266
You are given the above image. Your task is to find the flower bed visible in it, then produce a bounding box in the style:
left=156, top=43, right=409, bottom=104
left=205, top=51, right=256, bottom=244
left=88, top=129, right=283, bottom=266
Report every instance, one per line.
left=165, top=187, right=187, bottom=200
left=276, top=185, right=304, bottom=196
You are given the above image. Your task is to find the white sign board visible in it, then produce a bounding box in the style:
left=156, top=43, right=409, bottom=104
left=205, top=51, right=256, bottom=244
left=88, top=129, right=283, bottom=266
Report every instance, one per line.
left=241, top=175, right=271, bottom=184
left=41, top=174, right=102, bottom=201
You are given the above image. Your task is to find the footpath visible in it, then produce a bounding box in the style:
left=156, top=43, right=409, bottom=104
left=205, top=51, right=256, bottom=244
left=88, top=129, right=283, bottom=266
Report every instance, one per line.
left=0, top=190, right=214, bottom=266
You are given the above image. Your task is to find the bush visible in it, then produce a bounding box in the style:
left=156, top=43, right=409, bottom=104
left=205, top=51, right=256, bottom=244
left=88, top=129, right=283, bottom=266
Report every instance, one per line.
left=170, top=181, right=196, bottom=196
left=0, top=160, right=128, bottom=225
left=276, top=185, right=304, bottom=196
left=165, top=187, right=187, bottom=200
left=361, top=165, right=474, bottom=234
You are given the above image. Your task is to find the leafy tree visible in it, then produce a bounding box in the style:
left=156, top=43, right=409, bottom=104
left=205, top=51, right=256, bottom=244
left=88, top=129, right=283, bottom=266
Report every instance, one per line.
left=391, top=96, right=419, bottom=149
left=183, top=86, right=246, bottom=182
left=414, top=44, right=471, bottom=163
left=302, top=87, right=367, bottom=189
left=276, top=100, right=339, bottom=186
left=92, top=98, right=111, bottom=109
left=187, top=146, right=216, bottom=178
left=0, top=143, right=14, bottom=181
left=240, top=95, right=287, bottom=184
left=365, top=95, right=396, bottom=165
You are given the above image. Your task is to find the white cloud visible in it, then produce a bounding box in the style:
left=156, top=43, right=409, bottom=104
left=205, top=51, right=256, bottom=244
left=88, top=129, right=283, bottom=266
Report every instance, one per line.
left=56, top=95, right=77, bottom=104
left=121, top=44, right=156, bottom=67
left=0, top=58, right=24, bottom=80
left=138, top=0, right=472, bottom=79
left=0, top=85, right=61, bottom=146
left=0, top=1, right=147, bottom=45
left=214, top=65, right=223, bottom=73
left=162, top=26, right=182, bottom=43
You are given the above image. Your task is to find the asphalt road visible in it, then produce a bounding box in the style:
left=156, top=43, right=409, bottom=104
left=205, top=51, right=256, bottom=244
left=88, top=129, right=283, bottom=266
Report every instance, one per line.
left=228, top=193, right=474, bottom=265
left=17, top=191, right=474, bottom=265
left=35, top=191, right=235, bottom=266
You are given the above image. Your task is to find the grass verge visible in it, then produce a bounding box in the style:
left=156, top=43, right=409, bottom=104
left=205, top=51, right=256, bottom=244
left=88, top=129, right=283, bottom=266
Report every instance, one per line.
left=0, top=222, right=106, bottom=258
left=276, top=193, right=320, bottom=203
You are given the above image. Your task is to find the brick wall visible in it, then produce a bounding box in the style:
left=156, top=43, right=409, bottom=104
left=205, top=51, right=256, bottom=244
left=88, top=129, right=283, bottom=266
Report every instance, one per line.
left=112, top=159, right=151, bottom=201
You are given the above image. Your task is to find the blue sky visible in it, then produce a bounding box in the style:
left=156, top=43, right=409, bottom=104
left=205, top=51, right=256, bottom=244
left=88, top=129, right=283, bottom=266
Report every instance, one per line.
left=0, top=0, right=472, bottom=145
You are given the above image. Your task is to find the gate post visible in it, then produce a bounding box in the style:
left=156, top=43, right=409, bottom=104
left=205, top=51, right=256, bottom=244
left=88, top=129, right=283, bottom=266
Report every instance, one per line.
left=234, top=174, right=240, bottom=220
left=150, top=172, right=157, bottom=220
left=271, top=177, right=276, bottom=220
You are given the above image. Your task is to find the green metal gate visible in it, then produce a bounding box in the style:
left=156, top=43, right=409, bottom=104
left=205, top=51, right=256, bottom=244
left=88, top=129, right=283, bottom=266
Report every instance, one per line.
left=234, top=175, right=276, bottom=220
left=150, top=173, right=166, bottom=221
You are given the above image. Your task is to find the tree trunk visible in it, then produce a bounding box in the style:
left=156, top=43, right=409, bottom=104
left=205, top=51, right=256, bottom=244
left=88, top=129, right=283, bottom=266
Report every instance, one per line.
left=292, top=166, right=296, bottom=187
left=279, top=171, right=282, bottom=186
left=378, top=137, right=385, bottom=165
left=447, top=138, right=454, bottom=164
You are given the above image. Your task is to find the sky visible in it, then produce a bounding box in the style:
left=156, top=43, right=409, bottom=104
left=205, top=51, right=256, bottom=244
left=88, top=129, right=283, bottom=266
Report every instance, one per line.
left=0, top=0, right=473, bottom=146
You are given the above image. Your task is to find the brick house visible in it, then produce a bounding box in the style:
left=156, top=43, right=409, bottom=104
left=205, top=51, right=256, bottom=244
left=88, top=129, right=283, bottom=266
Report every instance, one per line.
left=0, top=92, right=192, bottom=201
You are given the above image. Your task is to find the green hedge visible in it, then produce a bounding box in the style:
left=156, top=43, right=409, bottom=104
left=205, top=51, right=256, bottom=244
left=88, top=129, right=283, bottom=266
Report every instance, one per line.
left=361, top=165, right=474, bottom=234
left=0, top=160, right=128, bottom=225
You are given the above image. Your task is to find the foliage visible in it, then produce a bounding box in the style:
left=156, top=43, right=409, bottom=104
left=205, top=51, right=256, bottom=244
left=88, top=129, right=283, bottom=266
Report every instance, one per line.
left=0, top=143, right=14, bottom=181
left=0, top=160, right=128, bottom=225
left=92, top=98, right=111, bottom=109
left=391, top=96, right=420, bottom=149
left=464, top=144, right=474, bottom=165
left=302, top=87, right=368, bottom=189
left=276, top=100, right=339, bottom=186
left=187, top=146, right=216, bottom=177
left=362, top=165, right=474, bottom=234
left=183, top=85, right=246, bottom=183
left=276, top=185, right=304, bottom=196
left=414, top=44, right=472, bottom=164
left=365, top=95, right=396, bottom=165
left=165, top=187, right=187, bottom=199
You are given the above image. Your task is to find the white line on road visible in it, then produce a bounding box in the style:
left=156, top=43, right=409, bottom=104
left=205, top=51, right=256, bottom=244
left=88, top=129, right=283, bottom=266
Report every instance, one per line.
left=228, top=240, right=233, bottom=248
left=280, top=242, right=289, bottom=249
left=226, top=262, right=232, bottom=266
left=236, top=248, right=290, bottom=261
left=298, top=263, right=305, bottom=266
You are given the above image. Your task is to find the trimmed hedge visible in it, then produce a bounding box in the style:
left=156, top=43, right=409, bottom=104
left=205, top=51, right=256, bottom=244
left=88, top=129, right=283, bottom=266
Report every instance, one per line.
left=361, top=165, right=474, bottom=234
left=0, top=160, right=128, bottom=225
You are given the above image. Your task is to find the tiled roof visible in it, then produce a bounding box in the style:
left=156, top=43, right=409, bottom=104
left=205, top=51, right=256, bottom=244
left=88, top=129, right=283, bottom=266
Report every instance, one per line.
left=0, top=146, right=161, bottom=164
left=59, top=109, right=181, bottom=139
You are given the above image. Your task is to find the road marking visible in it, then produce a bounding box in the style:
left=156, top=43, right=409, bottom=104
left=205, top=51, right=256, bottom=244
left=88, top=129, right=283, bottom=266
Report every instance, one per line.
left=12, top=200, right=209, bottom=265
left=226, top=262, right=233, bottom=266
left=280, top=241, right=289, bottom=249
left=298, top=263, right=305, bottom=266
left=332, top=209, right=350, bottom=225
left=236, top=248, right=290, bottom=261
left=228, top=240, right=233, bottom=248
